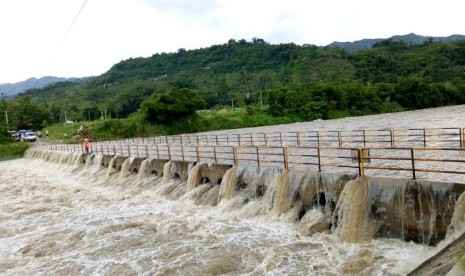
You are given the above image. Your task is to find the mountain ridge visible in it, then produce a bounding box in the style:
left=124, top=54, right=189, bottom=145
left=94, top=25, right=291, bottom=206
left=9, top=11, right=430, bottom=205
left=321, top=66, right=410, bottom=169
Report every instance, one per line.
left=2, top=33, right=465, bottom=98
left=327, top=33, right=465, bottom=51
left=0, top=76, right=91, bottom=98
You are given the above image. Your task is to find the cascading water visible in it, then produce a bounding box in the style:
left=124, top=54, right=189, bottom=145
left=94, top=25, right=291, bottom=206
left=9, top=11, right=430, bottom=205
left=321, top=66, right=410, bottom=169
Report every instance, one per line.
left=3, top=148, right=465, bottom=275
left=186, top=163, right=202, bottom=191
left=162, top=161, right=172, bottom=184
left=137, top=158, right=150, bottom=181
left=271, top=170, right=291, bottom=216
left=446, top=192, right=465, bottom=242
left=219, top=166, right=238, bottom=200
left=119, top=157, right=132, bottom=179
left=73, top=152, right=84, bottom=166
left=332, top=176, right=377, bottom=243
left=106, top=156, right=117, bottom=177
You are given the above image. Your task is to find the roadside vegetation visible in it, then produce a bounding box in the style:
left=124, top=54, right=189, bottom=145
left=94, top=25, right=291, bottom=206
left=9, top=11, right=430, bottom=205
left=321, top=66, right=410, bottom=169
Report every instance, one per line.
left=41, top=105, right=291, bottom=142
left=0, top=125, right=29, bottom=159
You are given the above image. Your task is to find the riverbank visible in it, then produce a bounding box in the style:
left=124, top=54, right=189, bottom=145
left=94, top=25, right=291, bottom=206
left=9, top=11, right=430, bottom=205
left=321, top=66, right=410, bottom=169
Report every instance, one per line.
left=0, top=142, right=29, bottom=160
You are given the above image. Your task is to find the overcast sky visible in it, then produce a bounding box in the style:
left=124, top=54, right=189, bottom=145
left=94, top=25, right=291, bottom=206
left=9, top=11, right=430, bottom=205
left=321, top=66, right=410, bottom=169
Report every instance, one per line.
left=0, top=0, right=464, bottom=83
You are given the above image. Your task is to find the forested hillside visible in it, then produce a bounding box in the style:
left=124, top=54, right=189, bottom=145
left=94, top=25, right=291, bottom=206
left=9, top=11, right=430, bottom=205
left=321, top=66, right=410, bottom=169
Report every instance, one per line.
left=3, top=37, right=465, bottom=133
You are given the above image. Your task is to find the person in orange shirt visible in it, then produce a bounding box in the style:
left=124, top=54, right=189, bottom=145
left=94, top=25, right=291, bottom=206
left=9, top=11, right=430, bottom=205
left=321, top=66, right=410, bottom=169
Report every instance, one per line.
left=83, top=138, right=91, bottom=153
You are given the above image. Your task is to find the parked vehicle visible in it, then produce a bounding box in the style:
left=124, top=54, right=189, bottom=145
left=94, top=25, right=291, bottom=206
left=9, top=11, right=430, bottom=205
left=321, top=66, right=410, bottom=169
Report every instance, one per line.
left=19, top=130, right=37, bottom=142
left=8, top=131, right=20, bottom=142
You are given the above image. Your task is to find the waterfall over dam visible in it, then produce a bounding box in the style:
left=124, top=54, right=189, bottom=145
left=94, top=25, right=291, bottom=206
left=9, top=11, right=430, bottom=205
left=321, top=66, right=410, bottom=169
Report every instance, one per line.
left=26, top=149, right=465, bottom=246
left=3, top=105, right=465, bottom=274
left=0, top=145, right=463, bottom=274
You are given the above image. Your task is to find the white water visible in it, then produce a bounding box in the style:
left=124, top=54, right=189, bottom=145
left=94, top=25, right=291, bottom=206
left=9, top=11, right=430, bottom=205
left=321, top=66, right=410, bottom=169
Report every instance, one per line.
left=201, top=105, right=465, bottom=135
left=0, top=156, right=434, bottom=276
left=2, top=105, right=465, bottom=275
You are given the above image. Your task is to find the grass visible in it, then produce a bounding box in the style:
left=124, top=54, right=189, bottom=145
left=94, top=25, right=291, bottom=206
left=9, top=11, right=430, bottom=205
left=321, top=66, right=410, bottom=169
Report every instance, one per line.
left=0, top=142, right=29, bottom=160
left=41, top=107, right=294, bottom=142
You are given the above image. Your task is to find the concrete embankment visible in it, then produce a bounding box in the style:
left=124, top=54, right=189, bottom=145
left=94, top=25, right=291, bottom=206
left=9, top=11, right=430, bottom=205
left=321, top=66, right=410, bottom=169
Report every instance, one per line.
left=407, top=231, right=465, bottom=276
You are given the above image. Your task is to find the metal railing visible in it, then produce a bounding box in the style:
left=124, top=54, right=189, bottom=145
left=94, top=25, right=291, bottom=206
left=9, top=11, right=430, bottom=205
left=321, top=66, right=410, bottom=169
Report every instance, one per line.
left=36, top=143, right=465, bottom=183
left=100, top=127, right=465, bottom=148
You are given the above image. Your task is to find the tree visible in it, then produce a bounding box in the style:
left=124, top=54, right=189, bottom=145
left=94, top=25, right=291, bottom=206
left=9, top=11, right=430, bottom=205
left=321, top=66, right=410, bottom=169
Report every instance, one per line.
left=8, top=96, right=51, bottom=130
left=142, top=87, right=205, bottom=125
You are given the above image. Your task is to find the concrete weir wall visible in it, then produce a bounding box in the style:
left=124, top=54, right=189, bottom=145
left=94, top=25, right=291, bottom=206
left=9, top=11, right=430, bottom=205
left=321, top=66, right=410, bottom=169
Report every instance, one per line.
left=38, top=150, right=465, bottom=246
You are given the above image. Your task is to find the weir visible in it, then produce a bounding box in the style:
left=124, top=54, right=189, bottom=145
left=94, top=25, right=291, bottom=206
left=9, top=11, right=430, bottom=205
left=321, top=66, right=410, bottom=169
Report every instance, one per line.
left=24, top=148, right=465, bottom=247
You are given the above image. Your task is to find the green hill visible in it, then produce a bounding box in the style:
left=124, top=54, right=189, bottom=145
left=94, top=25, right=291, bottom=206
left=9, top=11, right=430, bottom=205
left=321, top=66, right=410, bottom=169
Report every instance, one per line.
left=3, top=37, right=465, bottom=136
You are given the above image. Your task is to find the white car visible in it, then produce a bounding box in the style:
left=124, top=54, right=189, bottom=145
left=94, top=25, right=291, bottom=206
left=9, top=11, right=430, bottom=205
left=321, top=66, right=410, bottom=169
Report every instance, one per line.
left=21, top=132, right=37, bottom=142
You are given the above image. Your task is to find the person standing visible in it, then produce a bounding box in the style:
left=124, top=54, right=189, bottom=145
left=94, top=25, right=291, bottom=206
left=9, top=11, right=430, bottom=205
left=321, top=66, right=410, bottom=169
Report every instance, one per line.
left=83, top=138, right=91, bottom=153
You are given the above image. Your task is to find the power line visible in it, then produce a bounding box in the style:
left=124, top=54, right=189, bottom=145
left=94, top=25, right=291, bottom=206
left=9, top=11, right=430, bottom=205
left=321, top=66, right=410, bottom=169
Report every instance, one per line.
left=54, top=0, right=89, bottom=57
left=32, top=0, right=89, bottom=89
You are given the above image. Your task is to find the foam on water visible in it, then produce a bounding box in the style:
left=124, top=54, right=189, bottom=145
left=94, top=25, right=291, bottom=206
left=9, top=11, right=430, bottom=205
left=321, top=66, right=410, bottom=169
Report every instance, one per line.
left=0, top=157, right=435, bottom=275
left=4, top=105, right=465, bottom=275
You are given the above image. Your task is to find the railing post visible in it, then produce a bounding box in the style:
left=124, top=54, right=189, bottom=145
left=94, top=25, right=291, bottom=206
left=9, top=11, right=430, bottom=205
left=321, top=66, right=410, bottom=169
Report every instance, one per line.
left=317, top=147, right=321, bottom=172
left=256, top=146, right=260, bottom=167
left=168, top=145, right=171, bottom=161
left=459, top=127, right=465, bottom=148
left=127, top=145, right=131, bottom=157
left=196, top=146, right=199, bottom=163
left=392, top=129, right=396, bottom=147
left=338, top=131, right=342, bottom=147
left=297, top=132, right=301, bottom=146
left=362, top=130, right=366, bottom=146
left=145, top=145, right=148, bottom=158
left=181, top=146, right=185, bottom=161
left=214, top=146, right=217, bottom=164
left=279, top=132, right=282, bottom=145
left=317, top=131, right=320, bottom=147
left=283, top=147, right=288, bottom=169
left=411, top=148, right=416, bottom=179
left=389, top=129, right=393, bottom=147
left=358, top=148, right=365, bottom=176
left=423, top=128, right=426, bottom=147
left=233, top=146, right=238, bottom=165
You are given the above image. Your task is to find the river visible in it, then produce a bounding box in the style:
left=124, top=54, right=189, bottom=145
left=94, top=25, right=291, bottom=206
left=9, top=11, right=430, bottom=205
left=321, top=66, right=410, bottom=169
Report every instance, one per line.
left=1, top=105, right=465, bottom=275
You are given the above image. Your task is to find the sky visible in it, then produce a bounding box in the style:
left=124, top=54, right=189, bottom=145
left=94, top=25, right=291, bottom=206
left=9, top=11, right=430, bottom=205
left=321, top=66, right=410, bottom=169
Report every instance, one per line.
left=0, top=0, right=464, bottom=84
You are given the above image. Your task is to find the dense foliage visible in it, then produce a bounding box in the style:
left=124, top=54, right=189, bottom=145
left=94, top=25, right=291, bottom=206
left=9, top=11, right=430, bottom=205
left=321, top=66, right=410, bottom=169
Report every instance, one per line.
left=142, top=87, right=205, bottom=124
left=0, top=143, right=29, bottom=160
left=2, top=38, right=465, bottom=137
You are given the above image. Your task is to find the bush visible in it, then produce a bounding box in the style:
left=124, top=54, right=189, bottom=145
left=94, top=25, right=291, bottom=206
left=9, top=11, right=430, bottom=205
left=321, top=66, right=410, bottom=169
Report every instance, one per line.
left=0, top=125, right=15, bottom=144
left=0, top=143, right=29, bottom=160
left=142, top=87, right=205, bottom=125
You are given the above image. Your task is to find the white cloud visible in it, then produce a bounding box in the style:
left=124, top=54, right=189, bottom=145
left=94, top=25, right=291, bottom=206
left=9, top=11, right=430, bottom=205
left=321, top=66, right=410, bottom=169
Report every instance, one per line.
left=0, top=0, right=464, bottom=83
